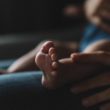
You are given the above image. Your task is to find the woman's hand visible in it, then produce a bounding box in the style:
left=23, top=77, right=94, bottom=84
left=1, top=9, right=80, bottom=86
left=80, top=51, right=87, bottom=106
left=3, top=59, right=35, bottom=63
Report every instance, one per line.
left=70, top=51, right=110, bottom=109
left=71, top=51, right=110, bottom=65
left=71, top=74, right=110, bottom=110
left=85, top=0, right=110, bottom=32
left=71, top=72, right=110, bottom=109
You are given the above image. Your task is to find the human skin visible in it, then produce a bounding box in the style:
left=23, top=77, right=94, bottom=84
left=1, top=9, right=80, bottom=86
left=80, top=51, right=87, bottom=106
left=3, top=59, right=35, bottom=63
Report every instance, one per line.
left=35, top=39, right=110, bottom=89
left=71, top=48, right=110, bottom=110
left=7, top=40, right=78, bottom=73
left=85, top=0, right=110, bottom=32
left=2, top=0, right=110, bottom=109
left=70, top=2, right=110, bottom=108
left=35, top=41, right=108, bottom=89
left=71, top=51, right=110, bottom=110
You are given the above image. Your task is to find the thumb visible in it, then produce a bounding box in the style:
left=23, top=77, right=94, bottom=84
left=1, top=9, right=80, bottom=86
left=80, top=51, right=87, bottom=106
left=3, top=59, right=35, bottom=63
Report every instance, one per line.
left=71, top=51, right=110, bottom=65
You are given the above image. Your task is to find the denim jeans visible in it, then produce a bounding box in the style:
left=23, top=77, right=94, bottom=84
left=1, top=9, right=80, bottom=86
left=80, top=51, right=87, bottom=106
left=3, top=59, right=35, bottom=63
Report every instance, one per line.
left=0, top=71, right=84, bottom=110
left=80, top=24, right=110, bottom=51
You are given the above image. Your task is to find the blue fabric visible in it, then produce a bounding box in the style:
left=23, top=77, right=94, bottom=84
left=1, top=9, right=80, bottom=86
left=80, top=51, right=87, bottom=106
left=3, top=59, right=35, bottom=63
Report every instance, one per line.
left=0, top=59, right=15, bottom=69
left=80, top=24, right=110, bottom=51
left=0, top=71, right=83, bottom=110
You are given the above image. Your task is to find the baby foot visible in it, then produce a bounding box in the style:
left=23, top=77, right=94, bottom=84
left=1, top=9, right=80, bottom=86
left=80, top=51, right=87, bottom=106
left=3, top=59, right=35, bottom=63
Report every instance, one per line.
left=35, top=41, right=98, bottom=89
left=35, top=41, right=60, bottom=89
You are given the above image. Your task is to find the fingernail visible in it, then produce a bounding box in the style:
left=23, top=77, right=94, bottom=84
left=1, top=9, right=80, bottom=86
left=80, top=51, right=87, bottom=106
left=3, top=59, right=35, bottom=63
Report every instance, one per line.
left=51, top=54, right=57, bottom=61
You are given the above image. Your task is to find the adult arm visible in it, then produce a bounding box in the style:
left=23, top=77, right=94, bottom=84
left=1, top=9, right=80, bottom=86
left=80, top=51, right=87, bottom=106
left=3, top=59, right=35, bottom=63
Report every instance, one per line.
left=85, top=0, right=110, bottom=32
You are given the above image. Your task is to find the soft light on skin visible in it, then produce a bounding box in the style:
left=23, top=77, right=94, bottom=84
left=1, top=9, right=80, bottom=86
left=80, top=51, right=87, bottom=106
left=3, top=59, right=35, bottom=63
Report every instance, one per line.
left=84, top=0, right=103, bottom=26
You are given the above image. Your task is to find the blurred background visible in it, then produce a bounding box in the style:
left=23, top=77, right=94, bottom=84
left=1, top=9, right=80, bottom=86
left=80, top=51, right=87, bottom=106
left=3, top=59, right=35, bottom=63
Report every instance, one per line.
left=0, top=0, right=86, bottom=67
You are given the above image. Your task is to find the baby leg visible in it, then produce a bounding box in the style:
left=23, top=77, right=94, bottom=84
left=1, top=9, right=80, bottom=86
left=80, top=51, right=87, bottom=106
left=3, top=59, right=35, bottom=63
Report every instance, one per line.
left=7, top=40, right=78, bottom=73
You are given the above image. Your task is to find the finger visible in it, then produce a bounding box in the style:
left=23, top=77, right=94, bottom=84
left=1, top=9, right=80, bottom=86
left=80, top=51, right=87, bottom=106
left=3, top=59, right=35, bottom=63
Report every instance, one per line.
left=70, top=53, right=80, bottom=63
left=100, top=102, right=110, bottom=110
left=71, top=52, right=110, bottom=65
left=71, top=72, right=110, bottom=93
left=82, top=88, right=110, bottom=108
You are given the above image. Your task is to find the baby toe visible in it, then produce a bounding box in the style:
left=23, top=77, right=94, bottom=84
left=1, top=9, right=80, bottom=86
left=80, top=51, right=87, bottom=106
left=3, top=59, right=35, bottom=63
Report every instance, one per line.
left=51, top=53, right=57, bottom=61
left=52, top=61, right=58, bottom=69
left=41, top=41, right=54, bottom=53
left=49, top=47, right=56, bottom=56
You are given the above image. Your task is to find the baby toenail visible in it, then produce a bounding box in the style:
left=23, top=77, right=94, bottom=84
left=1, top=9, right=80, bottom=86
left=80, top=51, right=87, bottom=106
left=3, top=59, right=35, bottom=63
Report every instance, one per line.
left=51, top=54, right=57, bottom=61
left=52, top=62, right=58, bottom=69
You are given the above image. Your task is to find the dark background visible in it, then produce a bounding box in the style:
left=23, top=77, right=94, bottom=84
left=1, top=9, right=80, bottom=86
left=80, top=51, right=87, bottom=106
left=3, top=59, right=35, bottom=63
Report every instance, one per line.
left=0, top=0, right=85, bottom=34
left=0, top=0, right=86, bottom=60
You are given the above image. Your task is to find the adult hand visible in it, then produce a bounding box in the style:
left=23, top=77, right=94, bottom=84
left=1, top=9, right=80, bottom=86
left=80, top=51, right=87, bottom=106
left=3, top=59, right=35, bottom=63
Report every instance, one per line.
left=71, top=72, right=110, bottom=109
left=85, top=0, right=110, bottom=32
left=70, top=51, right=110, bottom=109
left=71, top=51, right=110, bottom=65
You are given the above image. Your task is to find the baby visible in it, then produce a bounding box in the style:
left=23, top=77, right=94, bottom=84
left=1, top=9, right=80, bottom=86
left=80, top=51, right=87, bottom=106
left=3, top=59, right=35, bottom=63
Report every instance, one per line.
left=35, top=39, right=110, bottom=89
left=5, top=0, right=110, bottom=89
left=35, top=0, right=110, bottom=89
